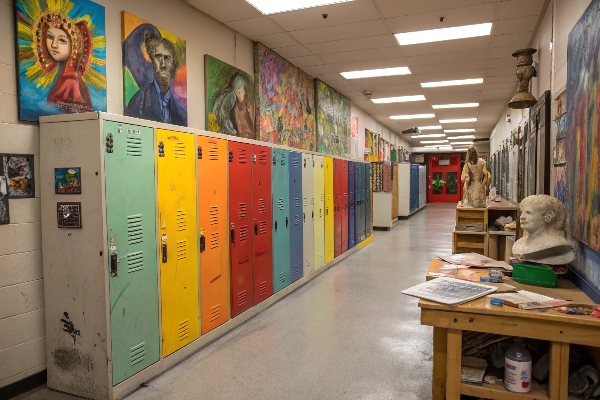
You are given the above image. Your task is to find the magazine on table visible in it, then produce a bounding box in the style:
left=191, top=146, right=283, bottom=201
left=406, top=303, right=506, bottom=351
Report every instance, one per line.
left=402, top=277, right=498, bottom=305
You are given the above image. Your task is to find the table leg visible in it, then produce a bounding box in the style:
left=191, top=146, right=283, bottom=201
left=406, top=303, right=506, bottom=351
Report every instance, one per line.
left=432, top=327, right=448, bottom=400
left=446, top=328, right=462, bottom=400
left=549, top=341, right=570, bottom=400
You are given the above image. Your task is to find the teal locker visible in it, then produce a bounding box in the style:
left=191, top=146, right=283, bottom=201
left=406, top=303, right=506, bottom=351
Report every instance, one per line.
left=302, top=153, right=314, bottom=276
left=272, top=148, right=291, bottom=292
left=313, top=155, right=325, bottom=269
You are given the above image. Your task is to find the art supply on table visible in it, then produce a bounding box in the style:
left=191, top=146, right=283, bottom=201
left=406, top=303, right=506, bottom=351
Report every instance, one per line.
left=504, top=341, right=532, bottom=393
left=402, top=277, right=498, bottom=305
left=490, top=298, right=504, bottom=306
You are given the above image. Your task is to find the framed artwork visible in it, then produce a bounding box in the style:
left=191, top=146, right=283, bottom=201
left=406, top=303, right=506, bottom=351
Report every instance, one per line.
left=0, top=157, right=9, bottom=225
left=254, top=43, right=315, bottom=150
left=205, top=55, right=254, bottom=139
left=2, top=154, right=34, bottom=198
left=57, top=202, right=82, bottom=228
left=553, top=139, right=566, bottom=166
left=534, top=91, right=551, bottom=195
left=556, top=114, right=567, bottom=139
left=566, top=0, right=600, bottom=251
left=526, top=132, right=537, bottom=197
left=122, top=11, right=187, bottom=126
left=553, top=165, right=567, bottom=205
left=351, top=115, right=359, bottom=159
left=555, top=90, right=566, bottom=120
left=315, top=79, right=351, bottom=157
left=55, top=167, right=81, bottom=194
left=15, top=0, right=106, bottom=122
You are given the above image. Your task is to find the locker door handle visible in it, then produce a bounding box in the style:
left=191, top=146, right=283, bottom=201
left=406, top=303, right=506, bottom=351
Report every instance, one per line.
left=274, top=220, right=278, bottom=232
left=110, top=251, right=118, bottom=277
left=162, top=243, right=167, bottom=263
left=199, top=233, right=206, bottom=253
left=230, top=224, right=235, bottom=244
left=325, top=208, right=329, bottom=216
left=303, top=213, right=306, bottom=222
left=320, top=209, right=322, bottom=217
left=286, top=217, right=288, bottom=228
left=311, top=211, right=314, bottom=220
left=254, top=223, right=258, bottom=235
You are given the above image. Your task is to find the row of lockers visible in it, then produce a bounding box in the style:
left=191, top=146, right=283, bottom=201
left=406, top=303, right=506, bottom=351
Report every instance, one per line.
left=39, top=114, right=372, bottom=399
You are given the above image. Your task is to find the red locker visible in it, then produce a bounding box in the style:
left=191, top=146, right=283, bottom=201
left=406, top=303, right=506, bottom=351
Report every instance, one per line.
left=341, top=160, right=349, bottom=254
left=229, top=141, right=254, bottom=317
left=252, top=144, right=273, bottom=303
left=333, top=158, right=343, bottom=257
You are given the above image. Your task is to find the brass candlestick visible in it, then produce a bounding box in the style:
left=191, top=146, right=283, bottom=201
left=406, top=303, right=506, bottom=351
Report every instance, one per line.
left=508, top=48, right=537, bottom=109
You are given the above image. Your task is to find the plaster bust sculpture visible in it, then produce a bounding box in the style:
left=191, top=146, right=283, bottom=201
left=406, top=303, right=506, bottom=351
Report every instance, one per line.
left=512, top=195, right=575, bottom=265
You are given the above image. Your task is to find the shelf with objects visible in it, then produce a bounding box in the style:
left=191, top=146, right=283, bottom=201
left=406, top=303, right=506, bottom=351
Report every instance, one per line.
left=372, top=161, right=399, bottom=230
left=397, top=162, right=427, bottom=218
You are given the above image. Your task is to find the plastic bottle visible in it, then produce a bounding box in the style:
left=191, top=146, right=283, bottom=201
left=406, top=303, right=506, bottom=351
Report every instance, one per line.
left=504, top=340, right=532, bottom=393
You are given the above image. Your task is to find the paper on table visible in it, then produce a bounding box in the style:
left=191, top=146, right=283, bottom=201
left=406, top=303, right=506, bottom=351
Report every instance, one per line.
left=402, top=277, right=498, bottom=305
left=438, top=253, right=512, bottom=270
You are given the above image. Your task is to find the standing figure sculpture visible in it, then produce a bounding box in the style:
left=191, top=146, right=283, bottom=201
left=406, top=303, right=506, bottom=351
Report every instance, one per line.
left=460, top=146, right=488, bottom=208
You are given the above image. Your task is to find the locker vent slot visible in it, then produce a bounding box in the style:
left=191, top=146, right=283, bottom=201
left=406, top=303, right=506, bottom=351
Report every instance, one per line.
left=174, top=142, right=186, bottom=159
left=238, top=149, right=248, bottom=163
left=210, top=233, right=219, bottom=249
left=294, top=215, right=300, bottom=225
left=130, top=342, right=146, bottom=366
left=259, top=281, right=267, bottom=295
left=293, top=265, right=299, bottom=276
left=127, top=215, right=143, bottom=245
left=279, top=272, right=285, bottom=284
left=127, top=252, right=144, bottom=273
left=258, top=199, right=266, bottom=214
left=311, top=198, right=314, bottom=205
left=307, top=258, right=312, bottom=268
left=178, top=320, right=189, bottom=341
left=239, top=203, right=247, bottom=218
left=176, top=210, right=187, bottom=232
left=321, top=194, right=324, bottom=202
left=238, top=290, right=247, bottom=306
left=208, top=141, right=219, bottom=160
left=278, top=198, right=284, bottom=210
left=259, top=220, right=267, bottom=235
left=210, top=304, right=221, bottom=322
left=176, top=240, right=187, bottom=260
left=303, top=197, right=307, bottom=206
left=294, top=198, right=300, bottom=208
left=126, top=137, right=142, bottom=157
left=209, top=206, right=219, bottom=225
left=292, top=157, right=299, bottom=167
left=280, top=155, right=286, bottom=166
left=258, top=151, right=267, bottom=165
left=239, top=225, right=248, bottom=241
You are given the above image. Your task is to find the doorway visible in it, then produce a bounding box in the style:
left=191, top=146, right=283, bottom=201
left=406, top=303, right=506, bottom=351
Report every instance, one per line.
left=428, top=154, right=462, bottom=203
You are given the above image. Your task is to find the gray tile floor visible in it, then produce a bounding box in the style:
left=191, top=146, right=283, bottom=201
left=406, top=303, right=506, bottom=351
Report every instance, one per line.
left=17, top=203, right=456, bottom=400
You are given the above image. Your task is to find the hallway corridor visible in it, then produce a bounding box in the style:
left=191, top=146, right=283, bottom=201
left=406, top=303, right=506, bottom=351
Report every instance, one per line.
left=19, top=203, right=457, bottom=400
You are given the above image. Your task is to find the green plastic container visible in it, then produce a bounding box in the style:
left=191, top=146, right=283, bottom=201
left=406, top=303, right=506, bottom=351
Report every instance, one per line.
left=512, top=263, right=557, bottom=287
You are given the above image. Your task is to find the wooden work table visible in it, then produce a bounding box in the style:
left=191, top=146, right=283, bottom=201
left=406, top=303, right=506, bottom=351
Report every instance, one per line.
left=420, top=259, right=600, bottom=400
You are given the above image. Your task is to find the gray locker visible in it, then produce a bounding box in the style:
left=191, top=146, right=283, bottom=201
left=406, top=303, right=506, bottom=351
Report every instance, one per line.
left=302, top=153, right=315, bottom=276
left=313, top=155, right=325, bottom=269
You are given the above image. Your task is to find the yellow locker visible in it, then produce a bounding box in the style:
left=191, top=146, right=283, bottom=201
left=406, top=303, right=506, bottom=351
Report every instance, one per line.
left=156, top=129, right=200, bottom=357
left=324, top=157, right=334, bottom=263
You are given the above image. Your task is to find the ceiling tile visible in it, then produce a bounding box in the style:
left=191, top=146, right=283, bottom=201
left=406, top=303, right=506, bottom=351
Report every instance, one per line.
left=185, top=0, right=263, bottom=22
left=493, top=16, right=539, bottom=35
left=329, top=57, right=409, bottom=73
left=305, top=35, right=398, bottom=55
left=415, top=70, right=486, bottom=82
left=339, top=76, right=417, bottom=91
left=490, top=32, right=532, bottom=48
left=225, top=17, right=283, bottom=37
left=288, top=19, right=388, bottom=44
left=400, top=36, right=491, bottom=57
left=484, top=75, right=518, bottom=84
left=319, top=47, right=401, bottom=64
left=301, top=64, right=336, bottom=76
left=410, top=60, right=487, bottom=75
left=485, top=56, right=516, bottom=69
left=485, top=66, right=516, bottom=77
left=386, top=3, right=496, bottom=33
left=404, top=50, right=489, bottom=67
left=374, top=0, right=496, bottom=18
left=254, top=33, right=298, bottom=48
left=349, top=82, right=423, bottom=94
left=271, top=45, right=313, bottom=58
left=285, top=54, right=325, bottom=67
left=497, top=0, right=546, bottom=20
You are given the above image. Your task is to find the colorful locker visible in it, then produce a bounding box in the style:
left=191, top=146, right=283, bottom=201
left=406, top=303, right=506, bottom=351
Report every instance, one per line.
left=355, top=162, right=365, bottom=242
left=313, top=155, right=325, bottom=269
left=302, top=153, right=315, bottom=276
left=289, top=151, right=303, bottom=283
left=252, top=145, right=274, bottom=302
left=348, top=161, right=356, bottom=249
left=365, top=163, right=371, bottom=239
left=197, top=135, right=230, bottom=334
left=156, top=129, right=200, bottom=357
left=228, top=141, right=253, bottom=317
left=104, top=122, right=160, bottom=384
left=341, top=160, right=349, bottom=254
left=324, top=157, right=334, bottom=263
left=272, top=148, right=291, bottom=292
left=333, top=158, right=342, bottom=258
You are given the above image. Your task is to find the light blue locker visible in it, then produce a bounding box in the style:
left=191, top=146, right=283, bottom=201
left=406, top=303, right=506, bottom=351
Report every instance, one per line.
left=272, top=148, right=291, bottom=292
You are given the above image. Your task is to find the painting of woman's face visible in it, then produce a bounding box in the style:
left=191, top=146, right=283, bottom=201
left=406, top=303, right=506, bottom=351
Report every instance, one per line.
left=235, top=86, right=245, bottom=104
left=46, top=26, right=71, bottom=62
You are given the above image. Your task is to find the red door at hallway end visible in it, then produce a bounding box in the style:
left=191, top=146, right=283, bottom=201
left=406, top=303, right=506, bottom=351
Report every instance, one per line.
left=428, top=154, right=461, bottom=203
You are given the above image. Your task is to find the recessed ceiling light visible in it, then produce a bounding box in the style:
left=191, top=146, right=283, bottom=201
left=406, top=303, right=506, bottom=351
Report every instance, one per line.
left=454, top=148, right=469, bottom=151
left=372, top=95, right=426, bottom=104
left=448, top=135, right=475, bottom=140
left=340, top=66, right=411, bottom=79
left=421, top=78, right=483, bottom=88
left=440, top=118, right=477, bottom=123
left=450, top=141, right=474, bottom=145
left=425, top=145, right=452, bottom=148
left=410, top=134, right=445, bottom=138
left=445, top=129, right=475, bottom=133
left=420, top=140, right=448, bottom=144
left=390, top=114, right=436, bottom=120
left=432, top=103, right=479, bottom=109
left=245, top=0, right=353, bottom=14
left=395, top=23, right=493, bottom=46
left=418, top=125, right=443, bottom=130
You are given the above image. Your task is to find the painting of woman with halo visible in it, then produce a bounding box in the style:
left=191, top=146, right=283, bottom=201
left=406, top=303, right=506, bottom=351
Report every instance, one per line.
left=16, top=0, right=106, bottom=122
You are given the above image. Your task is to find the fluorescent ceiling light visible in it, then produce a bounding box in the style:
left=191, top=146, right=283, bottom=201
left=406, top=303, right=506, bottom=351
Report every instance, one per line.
left=445, top=129, right=475, bottom=133
left=425, top=145, right=452, bottom=148
left=420, top=140, right=448, bottom=144
left=245, top=0, right=353, bottom=14
left=454, top=148, right=469, bottom=151
left=410, top=134, right=445, bottom=138
left=418, top=125, right=443, bottom=130
left=450, top=142, right=474, bottom=145
left=372, top=95, right=426, bottom=104
left=340, top=67, right=411, bottom=79
left=395, top=23, right=492, bottom=46
left=440, top=118, right=477, bottom=123
left=448, top=135, right=475, bottom=140
left=390, top=114, right=435, bottom=120
left=432, top=103, right=479, bottom=109
left=421, top=78, right=483, bottom=88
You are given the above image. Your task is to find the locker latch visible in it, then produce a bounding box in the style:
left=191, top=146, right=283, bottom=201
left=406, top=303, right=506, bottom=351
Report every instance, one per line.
left=229, top=150, right=233, bottom=162
left=272, top=154, right=276, bottom=165
left=285, top=217, right=288, bottom=228
left=106, top=133, right=114, bottom=153
left=109, top=235, right=118, bottom=277
left=254, top=222, right=258, bottom=235
left=253, top=154, right=257, bottom=163
left=199, top=230, right=206, bottom=253
left=230, top=224, right=235, bottom=243
left=303, top=159, right=306, bottom=167
left=274, top=220, right=278, bottom=232
left=198, top=146, right=202, bottom=159
left=161, top=233, right=167, bottom=263
left=158, top=141, right=165, bottom=157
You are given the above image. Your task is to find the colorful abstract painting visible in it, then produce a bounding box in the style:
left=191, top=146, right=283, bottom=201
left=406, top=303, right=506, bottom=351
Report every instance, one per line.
left=566, top=0, right=600, bottom=251
left=205, top=55, right=255, bottom=139
left=553, top=165, right=567, bottom=205
left=55, top=167, right=81, bottom=194
left=2, top=154, right=35, bottom=198
left=315, top=79, right=350, bottom=157
left=351, top=116, right=359, bottom=159
left=254, top=43, right=315, bottom=150
left=0, top=157, right=9, bottom=225
left=122, top=11, right=187, bottom=126
left=15, top=0, right=106, bottom=121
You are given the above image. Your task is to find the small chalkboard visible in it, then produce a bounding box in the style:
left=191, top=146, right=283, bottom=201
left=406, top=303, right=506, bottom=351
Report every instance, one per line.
left=57, top=202, right=82, bottom=228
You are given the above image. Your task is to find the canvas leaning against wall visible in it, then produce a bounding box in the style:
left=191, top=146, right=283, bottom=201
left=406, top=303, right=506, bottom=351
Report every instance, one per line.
left=122, top=11, right=187, bottom=127
left=15, top=0, right=107, bottom=122
left=315, top=79, right=351, bottom=157
left=254, top=43, right=315, bottom=150
left=566, top=0, right=600, bottom=252
left=205, top=55, right=255, bottom=139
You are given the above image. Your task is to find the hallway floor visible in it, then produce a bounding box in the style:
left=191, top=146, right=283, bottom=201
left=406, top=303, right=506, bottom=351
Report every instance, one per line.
left=17, top=203, right=456, bottom=400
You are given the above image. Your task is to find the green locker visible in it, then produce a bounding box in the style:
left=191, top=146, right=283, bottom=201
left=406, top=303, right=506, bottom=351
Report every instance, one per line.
left=313, top=155, right=325, bottom=269
left=272, top=148, right=291, bottom=292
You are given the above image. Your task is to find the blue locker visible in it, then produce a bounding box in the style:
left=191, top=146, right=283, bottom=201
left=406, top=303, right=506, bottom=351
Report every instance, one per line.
left=348, top=161, right=356, bottom=249
left=410, top=164, right=419, bottom=213
left=288, top=151, right=303, bottom=283
left=272, top=148, right=291, bottom=292
left=364, top=163, right=371, bottom=238
left=355, top=163, right=364, bottom=242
